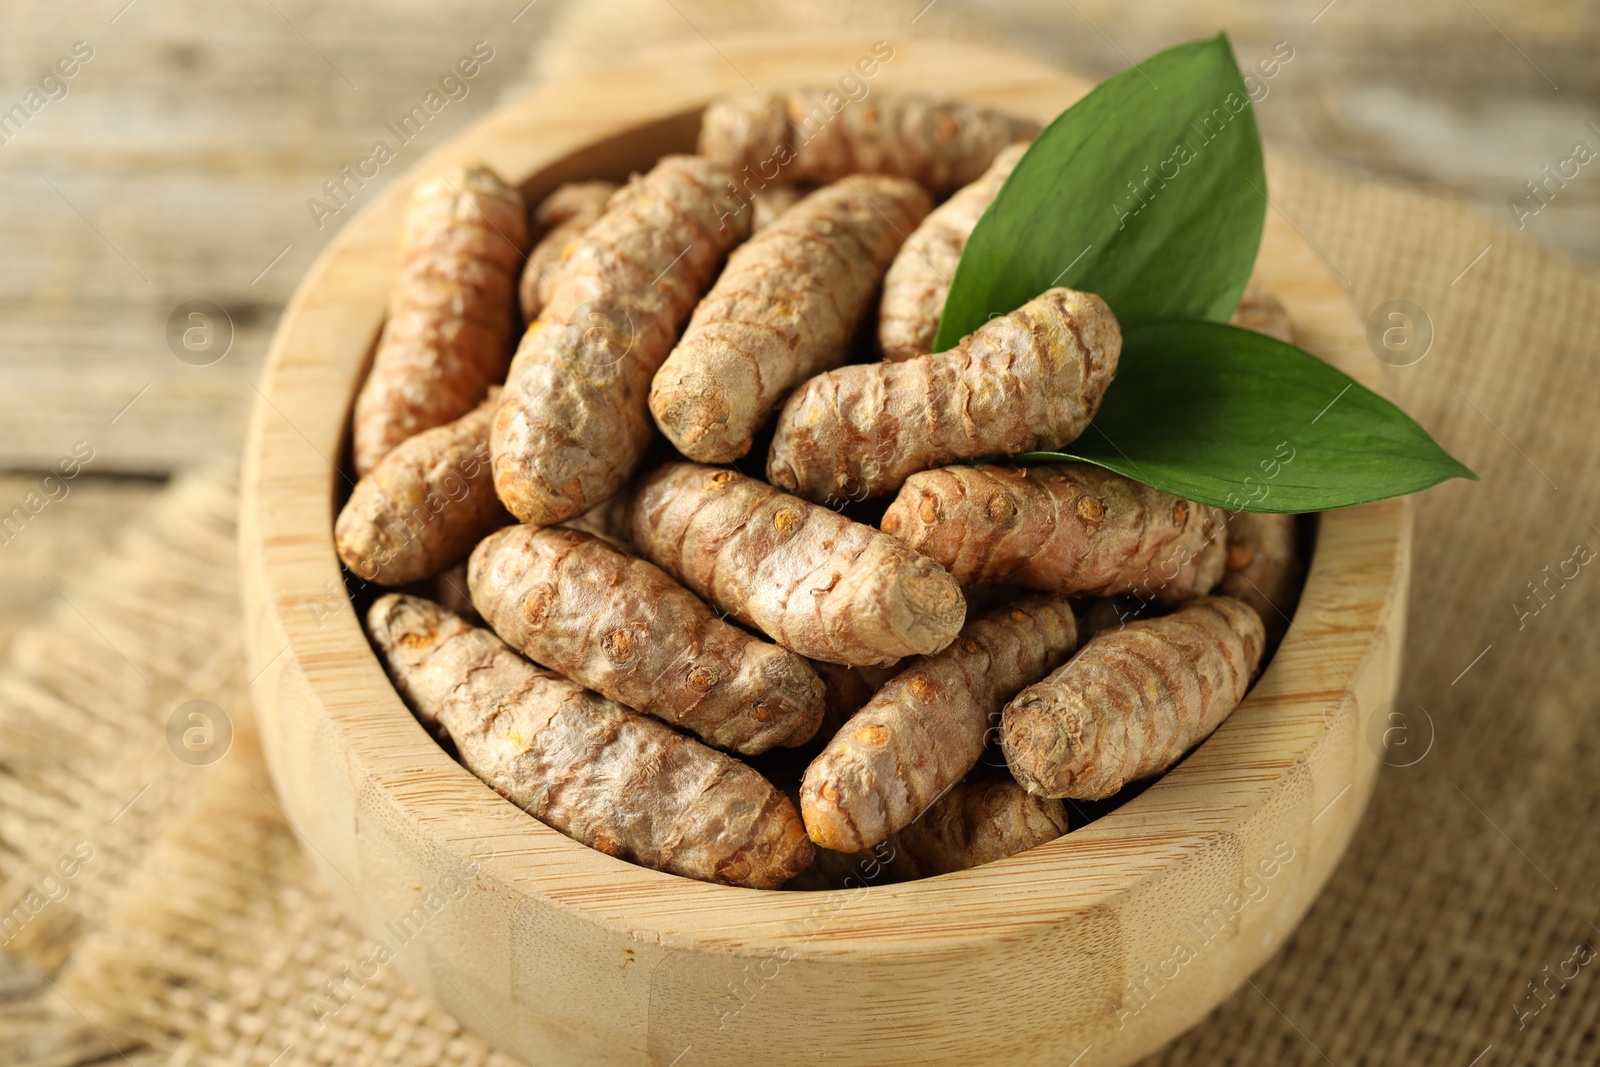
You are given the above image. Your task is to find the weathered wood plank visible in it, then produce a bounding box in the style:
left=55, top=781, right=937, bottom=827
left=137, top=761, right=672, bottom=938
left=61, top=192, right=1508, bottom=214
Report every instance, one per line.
left=0, top=0, right=1593, bottom=475
left=0, top=0, right=556, bottom=473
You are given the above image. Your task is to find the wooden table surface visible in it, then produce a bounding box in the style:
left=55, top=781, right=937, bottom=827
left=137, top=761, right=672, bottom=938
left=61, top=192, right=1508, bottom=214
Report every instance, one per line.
left=0, top=0, right=1595, bottom=475
left=0, top=4, right=1596, bottom=1065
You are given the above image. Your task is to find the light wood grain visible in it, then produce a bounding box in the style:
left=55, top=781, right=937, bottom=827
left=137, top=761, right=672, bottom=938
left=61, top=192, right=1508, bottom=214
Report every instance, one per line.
left=4, top=0, right=1592, bottom=476
left=240, top=37, right=1408, bottom=1067
left=0, top=0, right=558, bottom=475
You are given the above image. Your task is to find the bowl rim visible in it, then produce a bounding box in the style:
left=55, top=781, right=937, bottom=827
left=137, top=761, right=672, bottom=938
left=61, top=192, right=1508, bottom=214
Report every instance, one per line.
left=241, top=34, right=1407, bottom=960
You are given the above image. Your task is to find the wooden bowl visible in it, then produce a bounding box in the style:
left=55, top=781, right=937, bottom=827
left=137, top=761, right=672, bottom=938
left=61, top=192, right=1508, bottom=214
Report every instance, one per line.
left=242, top=35, right=1408, bottom=1067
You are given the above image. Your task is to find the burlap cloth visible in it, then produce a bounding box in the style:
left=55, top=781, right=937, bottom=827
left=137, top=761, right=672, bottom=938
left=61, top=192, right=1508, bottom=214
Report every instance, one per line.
left=3, top=139, right=1598, bottom=1064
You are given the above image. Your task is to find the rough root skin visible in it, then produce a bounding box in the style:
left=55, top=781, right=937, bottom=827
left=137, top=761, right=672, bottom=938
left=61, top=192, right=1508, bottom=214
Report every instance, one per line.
left=367, top=594, right=813, bottom=889
left=800, top=595, right=1077, bottom=852
left=353, top=165, right=527, bottom=476
left=492, top=156, right=751, bottom=526
left=626, top=463, right=966, bottom=667
left=878, top=142, right=1028, bottom=361
left=1220, top=511, right=1305, bottom=649
left=810, top=659, right=900, bottom=740
left=467, top=525, right=825, bottom=754
left=1229, top=279, right=1294, bottom=343
left=518, top=180, right=618, bottom=323
left=698, top=88, right=1039, bottom=194
left=786, top=773, right=1067, bottom=889
left=558, top=493, right=637, bottom=553
left=335, top=390, right=510, bottom=586
left=1073, top=596, right=1162, bottom=642
left=1001, top=596, right=1266, bottom=800
left=887, top=773, right=1069, bottom=878
left=751, top=183, right=811, bottom=231
left=881, top=463, right=1227, bottom=604
left=767, top=287, right=1122, bottom=503
left=650, top=177, right=932, bottom=463
left=411, top=562, right=482, bottom=627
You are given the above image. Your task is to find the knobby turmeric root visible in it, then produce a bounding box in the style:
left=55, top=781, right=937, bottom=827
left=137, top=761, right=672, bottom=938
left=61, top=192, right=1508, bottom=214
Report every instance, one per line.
left=699, top=88, right=1038, bottom=194
left=517, top=180, right=618, bottom=323
left=800, top=595, right=1077, bottom=852
left=957, top=582, right=1034, bottom=617
left=810, top=660, right=900, bottom=740
left=767, top=287, right=1121, bottom=503
left=559, top=493, right=636, bottom=553
left=1074, top=596, right=1161, bottom=641
left=408, top=563, right=482, bottom=627
left=626, top=463, right=966, bottom=666
left=878, top=141, right=1029, bottom=362
left=783, top=841, right=896, bottom=891
left=468, top=525, right=825, bottom=754
left=650, top=177, right=932, bottom=463
left=887, top=772, right=1069, bottom=878
left=788, top=773, right=1068, bottom=889
left=1001, top=596, right=1265, bottom=800
left=752, top=183, right=810, bottom=231
left=1229, top=279, right=1293, bottom=343
left=336, top=389, right=510, bottom=586
left=353, top=165, right=528, bottom=476
left=881, top=463, right=1227, bottom=604
left=368, top=594, right=813, bottom=889
left=1220, top=511, right=1304, bottom=648
left=492, top=156, right=750, bottom=526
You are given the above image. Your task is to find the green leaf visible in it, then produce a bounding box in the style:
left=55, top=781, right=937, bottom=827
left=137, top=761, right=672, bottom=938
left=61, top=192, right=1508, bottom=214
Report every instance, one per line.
left=1019, top=321, right=1476, bottom=513
left=935, top=32, right=1265, bottom=349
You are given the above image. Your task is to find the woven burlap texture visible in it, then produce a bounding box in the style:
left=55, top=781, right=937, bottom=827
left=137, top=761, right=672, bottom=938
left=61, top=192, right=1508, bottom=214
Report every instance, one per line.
left=3, top=150, right=1598, bottom=1066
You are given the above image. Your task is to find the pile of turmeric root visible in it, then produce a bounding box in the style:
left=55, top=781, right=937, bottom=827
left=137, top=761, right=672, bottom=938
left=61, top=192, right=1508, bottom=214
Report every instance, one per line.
left=334, top=89, right=1307, bottom=892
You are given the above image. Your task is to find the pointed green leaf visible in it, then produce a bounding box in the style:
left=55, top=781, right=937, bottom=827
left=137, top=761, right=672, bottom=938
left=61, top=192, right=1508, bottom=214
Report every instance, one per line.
left=1020, top=320, right=1475, bottom=513
left=936, top=33, right=1265, bottom=349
